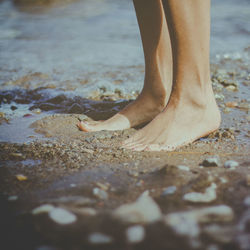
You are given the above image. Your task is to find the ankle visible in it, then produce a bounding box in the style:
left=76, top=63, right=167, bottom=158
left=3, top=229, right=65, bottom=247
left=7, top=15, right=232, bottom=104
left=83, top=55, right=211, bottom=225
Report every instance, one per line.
left=171, top=81, right=216, bottom=110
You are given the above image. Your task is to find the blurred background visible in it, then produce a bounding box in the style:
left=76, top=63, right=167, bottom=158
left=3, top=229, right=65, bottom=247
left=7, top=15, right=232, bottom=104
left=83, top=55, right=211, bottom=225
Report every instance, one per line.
left=0, top=0, right=249, bottom=96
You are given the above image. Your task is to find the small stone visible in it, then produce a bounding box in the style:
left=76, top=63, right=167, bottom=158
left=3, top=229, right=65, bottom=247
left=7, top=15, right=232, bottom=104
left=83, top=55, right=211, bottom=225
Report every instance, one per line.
left=126, top=225, right=145, bottom=244
left=225, top=101, right=238, bottom=108
left=237, top=102, right=250, bottom=111
left=113, top=192, right=162, bottom=224
left=219, top=177, right=228, bottom=184
left=177, top=165, right=190, bottom=171
left=200, top=157, right=219, bottom=167
left=128, top=170, right=139, bottom=177
left=16, top=174, right=28, bottom=181
left=11, top=153, right=23, bottom=158
left=164, top=205, right=234, bottom=238
left=11, top=105, right=17, bottom=111
left=183, top=183, right=217, bottom=203
left=49, top=208, right=77, bottom=225
left=82, top=148, right=94, bottom=154
left=32, top=108, right=42, bottom=114
left=223, top=107, right=231, bottom=114
left=162, top=186, right=177, bottom=196
left=88, top=233, right=113, bottom=244
left=243, top=196, right=250, bottom=206
left=93, top=187, right=108, bottom=200
left=78, top=207, right=97, bottom=216
left=32, top=204, right=55, bottom=215
left=214, top=93, right=224, bottom=101
left=203, top=224, right=234, bottom=243
left=96, top=182, right=109, bottom=191
left=8, top=195, right=18, bottom=201
left=224, top=160, right=239, bottom=169
left=226, top=85, right=237, bottom=91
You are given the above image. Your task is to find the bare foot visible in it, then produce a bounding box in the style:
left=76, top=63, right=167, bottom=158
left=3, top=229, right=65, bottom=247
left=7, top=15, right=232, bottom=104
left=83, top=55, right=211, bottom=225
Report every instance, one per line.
left=122, top=84, right=221, bottom=151
left=77, top=87, right=169, bottom=132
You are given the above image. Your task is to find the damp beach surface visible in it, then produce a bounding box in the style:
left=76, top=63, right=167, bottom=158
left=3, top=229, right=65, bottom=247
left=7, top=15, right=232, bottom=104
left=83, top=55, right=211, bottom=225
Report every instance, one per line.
left=0, top=0, right=250, bottom=250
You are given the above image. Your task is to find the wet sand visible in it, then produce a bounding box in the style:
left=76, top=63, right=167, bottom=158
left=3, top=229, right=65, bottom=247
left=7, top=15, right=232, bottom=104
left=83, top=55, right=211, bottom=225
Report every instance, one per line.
left=0, top=57, right=250, bottom=250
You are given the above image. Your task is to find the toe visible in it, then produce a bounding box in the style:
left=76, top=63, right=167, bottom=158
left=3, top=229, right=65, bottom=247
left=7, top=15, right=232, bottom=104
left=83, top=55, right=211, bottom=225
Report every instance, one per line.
left=78, top=121, right=91, bottom=132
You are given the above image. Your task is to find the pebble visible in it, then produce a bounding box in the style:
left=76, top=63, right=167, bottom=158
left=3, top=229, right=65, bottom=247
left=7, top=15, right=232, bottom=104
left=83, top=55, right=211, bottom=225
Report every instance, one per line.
left=214, top=93, right=224, bottom=101
left=48, top=208, right=77, bottom=225
left=226, top=85, right=237, bottom=91
left=16, top=174, right=28, bottom=181
left=11, top=152, right=23, bottom=158
left=82, top=148, right=94, bottom=154
left=126, top=225, right=145, bottom=244
left=113, top=192, right=162, bottom=224
left=96, top=182, right=109, bottom=191
left=183, top=183, right=217, bottom=203
left=161, top=186, right=177, bottom=196
left=93, top=187, right=108, bottom=200
left=225, top=101, right=238, bottom=108
left=243, top=196, right=250, bottom=206
left=219, top=177, right=228, bottom=184
left=78, top=207, right=97, bottom=216
left=32, top=204, right=55, bottom=215
left=164, top=205, right=234, bottom=238
left=32, top=108, right=42, bottom=114
left=177, top=165, right=190, bottom=171
left=200, top=157, right=219, bottom=167
left=88, top=233, right=113, bottom=244
left=203, top=224, right=234, bottom=243
left=8, top=195, right=18, bottom=201
left=224, top=160, right=239, bottom=169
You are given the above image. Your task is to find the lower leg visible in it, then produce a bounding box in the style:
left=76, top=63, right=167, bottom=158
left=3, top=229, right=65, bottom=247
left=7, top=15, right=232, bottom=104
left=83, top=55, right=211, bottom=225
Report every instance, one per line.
left=123, top=0, right=221, bottom=151
left=78, top=0, right=172, bottom=132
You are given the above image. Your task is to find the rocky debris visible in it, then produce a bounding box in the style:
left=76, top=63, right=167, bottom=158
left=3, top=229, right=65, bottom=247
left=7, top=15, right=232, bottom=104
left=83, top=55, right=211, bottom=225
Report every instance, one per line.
left=88, top=233, right=113, bottom=244
left=183, top=183, right=217, bottom=203
left=243, top=196, right=250, bottom=206
left=224, top=160, right=239, bottom=169
left=203, top=224, right=234, bottom=243
left=200, top=158, right=219, bottom=167
left=113, top=192, right=162, bottom=224
left=8, top=195, right=18, bottom=201
left=126, top=225, right=145, bottom=244
left=236, top=210, right=250, bottom=250
left=93, top=187, right=108, bottom=200
left=32, top=204, right=55, bottom=215
left=164, top=205, right=234, bottom=238
left=161, top=186, right=177, bottom=196
left=177, top=165, right=190, bottom=171
left=48, top=208, right=77, bottom=225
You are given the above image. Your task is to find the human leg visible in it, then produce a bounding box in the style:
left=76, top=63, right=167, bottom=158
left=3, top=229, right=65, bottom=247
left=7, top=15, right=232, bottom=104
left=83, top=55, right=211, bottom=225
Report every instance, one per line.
left=123, top=0, right=221, bottom=151
left=78, top=0, right=172, bottom=132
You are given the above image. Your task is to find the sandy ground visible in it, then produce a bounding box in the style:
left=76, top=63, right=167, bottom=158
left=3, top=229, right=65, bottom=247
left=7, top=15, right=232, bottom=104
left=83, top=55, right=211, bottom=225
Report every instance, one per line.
left=0, top=59, right=250, bottom=250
